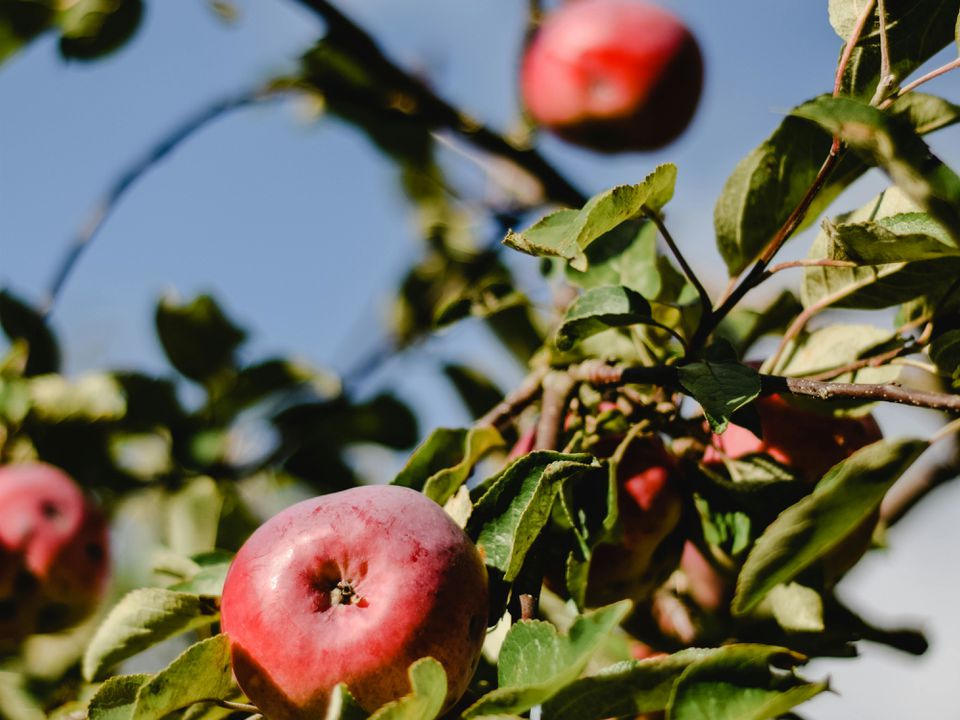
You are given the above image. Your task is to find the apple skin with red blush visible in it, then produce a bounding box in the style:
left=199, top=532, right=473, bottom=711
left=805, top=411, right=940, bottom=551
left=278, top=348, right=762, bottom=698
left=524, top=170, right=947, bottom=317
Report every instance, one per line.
left=219, top=485, right=489, bottom=719
left=521, top=0, right=703, bottom=152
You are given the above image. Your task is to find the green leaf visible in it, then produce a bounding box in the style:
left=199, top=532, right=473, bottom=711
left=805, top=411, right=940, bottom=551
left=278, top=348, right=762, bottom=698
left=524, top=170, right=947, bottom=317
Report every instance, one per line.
left=83, top=589, right=221, bottom=681
left=733, top=438, right=927, bottom=615
left=800, top=188, right=960, bottom=310
left=0, top=1, right=54, bottom=66
left=564, top=220, right=692, bottom=305
left=0, top=289, right=59, bottom=376
left=830, top=0, right=960, bottom=100
left=131, top=636, right=234, bottom=720
left=504, top=164, right=676, bottom=271
left=155, top=294, right=246, bottom=384
left=678, top=354, right=760, bottom=434
left=166, top=476, right=223, bottom=557
left=542, top=649, right=716, bottom=720
left=393, top=426, right=504, bottom=505
left=168, top=551, right=234, bottom=596
left=463, top=601, right=632, bottom=718
left=88, top=675, right=151, bottom=720
left=367, top=658, right=446, bottom=720
left=794, top=96, right=960, bottom=242
left=930, top=329, right=960, bottom=386
left=324, top=684, right=368, bottom=720
left=58, top=0, right=143, bottom=61
left=668, top=644, right=826, bottom=720
left=555, top=286, right=654, bottom=351
left=713, top=91, right=960, bottom=276
left=764, top=583, right=824, bottom=633
left=28, top=373, right=126, bottom=422
left=467, top=451, right=595, bottom=580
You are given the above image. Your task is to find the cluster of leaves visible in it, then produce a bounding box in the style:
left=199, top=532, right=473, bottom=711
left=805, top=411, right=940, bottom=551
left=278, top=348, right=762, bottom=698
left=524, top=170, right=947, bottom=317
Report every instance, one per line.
left=6, top=0, right=960, bottom=718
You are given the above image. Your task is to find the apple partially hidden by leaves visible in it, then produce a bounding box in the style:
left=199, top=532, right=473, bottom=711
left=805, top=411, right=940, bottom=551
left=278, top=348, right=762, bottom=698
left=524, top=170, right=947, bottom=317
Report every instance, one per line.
left=0, top=462, right=110, bottom=646
left=705, top=395, right=884, bottom=584
left=220, top=485, right=489, bottom=718
left=521, top=0, right=703, bottom=152
left=586, top=437, right=684, bottom=606
left=705, top=394, right=883, bottom=483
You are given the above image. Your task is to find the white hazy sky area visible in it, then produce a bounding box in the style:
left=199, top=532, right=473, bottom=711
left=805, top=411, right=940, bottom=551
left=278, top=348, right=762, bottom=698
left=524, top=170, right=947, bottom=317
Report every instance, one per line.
left=2, top=1, right=960, bottom=717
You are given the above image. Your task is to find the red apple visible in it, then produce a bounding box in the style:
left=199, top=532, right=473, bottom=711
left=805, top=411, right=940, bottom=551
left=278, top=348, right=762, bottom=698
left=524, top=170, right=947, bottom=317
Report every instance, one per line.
left=220, top=485, right=489, bottom=718
left=0, top=462, right=110, bottom=638
left=586, top=437, right=684, bottom=606
left=520, top=0, right=703, bottom=152
left=704, top=394, right=883, bottom=483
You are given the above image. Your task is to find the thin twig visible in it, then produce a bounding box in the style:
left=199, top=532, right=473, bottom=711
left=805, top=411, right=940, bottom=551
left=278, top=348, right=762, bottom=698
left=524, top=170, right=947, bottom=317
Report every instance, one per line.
left=767, top=271, right=886, bottom=371
left=869, top=0, right=897, bottom=105
left=42, top=86, right=275, bottom=317
left=477, top=367, right=548, bottom=428
left=291, top=0, right=586, bottom=207
left=800, top=341, right=915, bottom=382
left=765, top=258, right=857, bottom=275
left=644, top=206, right=712, bottom=321
left=833, top=0, right=877, bottom=97
left=203, top=699, right=261, bottom=713
left=884, top=57, right=960, bottom=107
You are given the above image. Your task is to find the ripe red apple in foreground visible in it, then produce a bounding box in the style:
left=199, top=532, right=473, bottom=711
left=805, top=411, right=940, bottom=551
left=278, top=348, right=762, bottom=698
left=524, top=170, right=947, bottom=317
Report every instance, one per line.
left=0, top=462, right=110, bottom=643
left=704, top=394, right=883, bottom=483
left=521, top=0, right=703, bottom=152
left=220, top=485, right=489, bottom=718
left=586, top=437, right=684, bottom=606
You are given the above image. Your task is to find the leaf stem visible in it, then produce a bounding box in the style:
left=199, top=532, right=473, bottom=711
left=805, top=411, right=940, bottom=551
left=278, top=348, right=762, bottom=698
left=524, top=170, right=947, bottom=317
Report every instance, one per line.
left=643, top=206, right=712, bottom=322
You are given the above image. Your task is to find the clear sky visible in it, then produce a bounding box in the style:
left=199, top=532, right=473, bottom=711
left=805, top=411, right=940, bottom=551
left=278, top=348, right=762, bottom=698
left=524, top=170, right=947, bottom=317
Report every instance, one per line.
left=2, top=1, right=960, bottom=716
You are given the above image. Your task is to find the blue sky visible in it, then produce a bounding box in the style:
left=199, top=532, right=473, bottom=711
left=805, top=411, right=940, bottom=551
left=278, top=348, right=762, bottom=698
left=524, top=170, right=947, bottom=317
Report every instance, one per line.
left=3, top=1, right=960, bottom=715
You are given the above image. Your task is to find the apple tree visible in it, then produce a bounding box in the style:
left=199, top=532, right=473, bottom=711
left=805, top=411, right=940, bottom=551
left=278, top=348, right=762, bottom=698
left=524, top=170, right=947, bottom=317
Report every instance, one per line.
left=2, top=0, right=960, bottom=718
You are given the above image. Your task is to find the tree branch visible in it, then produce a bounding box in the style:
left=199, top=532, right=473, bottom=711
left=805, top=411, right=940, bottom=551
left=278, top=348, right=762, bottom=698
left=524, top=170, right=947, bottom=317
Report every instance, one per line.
left=477, top=367, right=547, bottom=428
left=290, top=0, right=587, bottom=207
left=567, top=361, right=960, bottom=414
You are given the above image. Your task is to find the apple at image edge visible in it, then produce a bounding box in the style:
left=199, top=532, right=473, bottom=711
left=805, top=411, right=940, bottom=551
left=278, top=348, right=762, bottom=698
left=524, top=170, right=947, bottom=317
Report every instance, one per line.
left=220, top=484, right=489, bottom=718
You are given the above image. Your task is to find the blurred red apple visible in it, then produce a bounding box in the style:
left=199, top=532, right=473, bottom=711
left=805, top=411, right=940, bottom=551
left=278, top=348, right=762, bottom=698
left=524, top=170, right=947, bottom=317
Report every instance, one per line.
left=704, top=394, right=883, bottom=483
left=586, top=437, right=684, bottom=606
left=521, top=0, right=703, bottom=152
left=0, top=462, right=110, bottom=641
left=220, top=485, right=489, bottom=718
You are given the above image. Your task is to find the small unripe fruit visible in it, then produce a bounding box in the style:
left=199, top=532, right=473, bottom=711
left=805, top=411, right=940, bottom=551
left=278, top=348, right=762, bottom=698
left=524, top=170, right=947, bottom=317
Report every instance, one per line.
left=220, top=485, right=489, bottom=719
left=521, top=0, right=703, bottom=152
left=0, top=462, right=110, bottom=641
